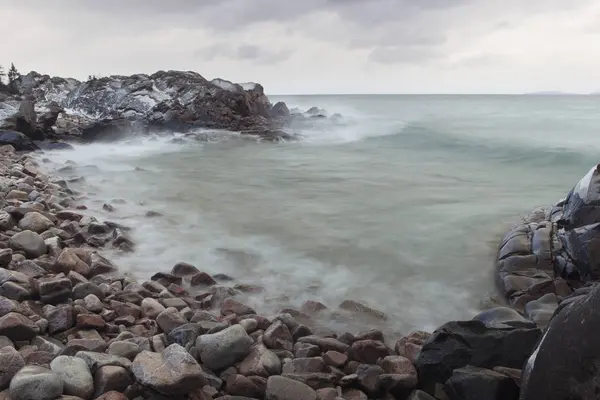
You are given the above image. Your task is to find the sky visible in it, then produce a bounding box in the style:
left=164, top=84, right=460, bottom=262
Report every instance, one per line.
left=1, top=0, right=600, bottom=94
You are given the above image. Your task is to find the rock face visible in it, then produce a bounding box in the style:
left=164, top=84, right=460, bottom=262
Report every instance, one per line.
left=494, top=164, right=600, bottom=320
left=520, top=284, right=600, bottom=400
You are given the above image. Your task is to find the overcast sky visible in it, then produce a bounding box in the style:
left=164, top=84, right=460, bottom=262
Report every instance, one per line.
left=1, top=0, right=600, bottom=94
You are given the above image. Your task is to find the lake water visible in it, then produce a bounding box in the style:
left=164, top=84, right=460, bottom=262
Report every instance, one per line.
left=37, top=94, right=600, bottom=339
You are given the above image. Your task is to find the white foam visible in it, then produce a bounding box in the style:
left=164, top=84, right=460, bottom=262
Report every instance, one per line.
left=240, top=82, right=258, bottom=91
left=211, top=78, right=239, bottom=92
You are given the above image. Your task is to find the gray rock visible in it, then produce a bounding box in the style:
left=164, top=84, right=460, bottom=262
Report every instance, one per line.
left=238, top=344, right=282, bottom=377
left=141, top=297, right=165, bottom=319
left=156, top=307, right=187, bottom=334
left=0, top=212, right=15, bottom=232
left=72, top=282, right=104, bottom=300
left=0, top=347, right=25, bottom=388
left=296, top=336, right=349, bottom=353
left=50, top=356, right=94, bottom=400
left=93, top=365, right=133, bottom=398
left=263, top=321, right=293, bottom=351
left=38, top=276, right=72, bottom=304
left=83, top=294, right=103, bottom=313
left=196, top=324, right=254, bottom=370
left=132, top=343, right=206, bottom=395
left=265, top=375, right=317, bottom=400
left=75, top=351, right=131, bottom=373
left=17, top=212, right=54, bottom=233
left=0, top=282, right=30, bottom=301
left=32, top=336, right=64, bottom=356
left=107, top=341, right=140, bottom=360
left=282, top=357, right=325, bottom=374
left=9, top=365, right=64, bottom=400
left=9, top=230, right=46, bottom=258
left=45, top=304, right=73, bottom=334
left=524, top=293, right=558, bottom=330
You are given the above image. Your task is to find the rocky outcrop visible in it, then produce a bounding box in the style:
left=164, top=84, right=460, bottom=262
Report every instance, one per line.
left=0, top=70, right=303, bottom=145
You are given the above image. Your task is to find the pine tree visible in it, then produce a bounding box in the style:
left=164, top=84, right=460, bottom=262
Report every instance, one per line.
left=7, top=63, right=19, bottom=83
left=0, top=65, right=5, bottom=84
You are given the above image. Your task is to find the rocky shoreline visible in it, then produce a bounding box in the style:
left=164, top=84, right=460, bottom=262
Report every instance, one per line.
left=0, top=136, right=571, bottom=400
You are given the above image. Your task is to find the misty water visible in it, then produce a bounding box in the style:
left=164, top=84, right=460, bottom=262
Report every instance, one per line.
left=37, top=94, right=600, bottom=340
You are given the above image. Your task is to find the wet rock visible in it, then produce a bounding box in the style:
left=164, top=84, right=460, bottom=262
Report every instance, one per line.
left=17, top=212, right=54, bottom=233
left=415, top=320, right=541, bottom=393
left=0, top=312, right=38, bottom=341
left=190, top=272, right=217, bottom=287
left=348, top=340, right=392, bottom=365
left=171, top=262, right=200, bottom=277
left=265, top=375, right=317, bottom=400
left=473, top=307, right=536, bottom=329
left=93, top=365, right=133, bottom=398
left=9, top=365, right=64, bottom=400
left=0, top=347, right=25, bottom=388
left=83, top=294, right=103, bottom=313
left=524, top=293, right=558, bottom=330
left=239, top=344, right=282, bottom=377
left=0, top=282, right=30, bottom=301
left=263, top=320, right=293, bottom=351
left=32, top=336, right=64, bottom=356
left=160, top=297, right=187, bottom=310
left=339, top=300, right=387, bottom=321
left=50, top=355, right=94, bottom=399
left=519, top=283, right=600, bottom=400
left=9, top=230, right=46, bottom=258
left=132, top=343, right=207, bottom=395
left=196, top=324, right=254, bottom=370
left=444, top=366, right=519, bottom=400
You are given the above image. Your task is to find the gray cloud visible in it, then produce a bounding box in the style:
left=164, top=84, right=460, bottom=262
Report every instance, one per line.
left=197, top=44, right=293, bottom=65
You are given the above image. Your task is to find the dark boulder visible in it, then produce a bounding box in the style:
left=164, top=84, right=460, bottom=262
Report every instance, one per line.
left=271, top=102, right=290, bottom=118
left=0, top=131, right=39, bottom=151
left=444, top=366, right=519, bottom=400
left=415, top=320, right=541, bottom=394
left=37, top=102, right=64, bottom=132
left=520, top=284, right=600, bottom=400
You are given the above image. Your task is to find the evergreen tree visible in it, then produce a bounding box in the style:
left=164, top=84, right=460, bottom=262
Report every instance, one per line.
left=0, top=65, right=5, bottom=84
left=7, top=63, right=19, bottom=83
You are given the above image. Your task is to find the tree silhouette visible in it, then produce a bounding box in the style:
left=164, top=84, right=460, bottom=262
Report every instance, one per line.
left=7, top=63, right=19, bottom=83
left=0, top=65, right=5, bottom=84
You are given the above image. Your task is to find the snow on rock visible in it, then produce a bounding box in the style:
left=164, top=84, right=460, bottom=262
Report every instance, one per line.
left=211, top=78, right=242, bottom=92
left=240, top=82, right=259, bottom=91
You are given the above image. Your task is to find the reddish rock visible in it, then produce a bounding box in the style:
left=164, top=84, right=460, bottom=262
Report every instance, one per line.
left=76, top=314, right=106, bottom=330
left=171, top=262, right=200, bottom=277
left=394, top=331, right=430, bottom=363
left=323, top=351, right=348, bottom=368
left=190, top=272, right=217, bottom=287
left=263, top=320, right=293, bottom=351
left=225, top=374, right=263, bottom=398
left=349, top=340, right=393, bottom=365
left=339, top=300, right=387, bottom=321
left=221, top=298, right=256, bottom=317
left=94, top=391, right=128, bottom=400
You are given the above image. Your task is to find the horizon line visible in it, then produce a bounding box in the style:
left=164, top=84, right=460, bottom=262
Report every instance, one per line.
left=267, top=92, right=600, bottom=96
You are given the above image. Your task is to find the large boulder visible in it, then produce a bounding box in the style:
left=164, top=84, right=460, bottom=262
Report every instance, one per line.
left=196, top=324, right=254, bottom=370
left=1, top=100, right=43, bottom=140
left=131, top=343, right=206, bottom=395
left=415, top=320, right=541, bottom=394
left=50, top=355, right=94, bottom=399
left=520, top=284, right=600, bottom=399
left=0, top=131, right=38, bottom=151
left=9, top=365, right=64, bottom=400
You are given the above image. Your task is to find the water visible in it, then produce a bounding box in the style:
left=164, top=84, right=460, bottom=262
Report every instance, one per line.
left=38, top=95, right=600, bottom=339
